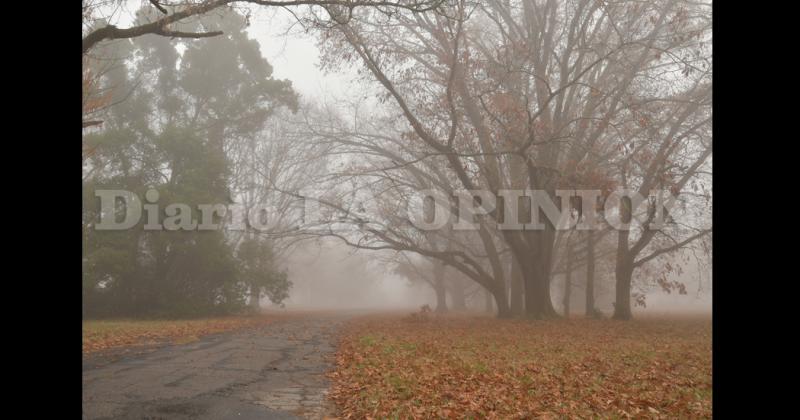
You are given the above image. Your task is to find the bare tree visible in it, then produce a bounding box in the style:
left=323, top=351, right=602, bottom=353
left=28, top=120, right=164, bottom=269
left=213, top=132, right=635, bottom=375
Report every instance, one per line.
left=273, top=101, right=517, bottom=316
left=609, top=83, right=711, bottom=319
left=312, top=0, right=710, bottom=318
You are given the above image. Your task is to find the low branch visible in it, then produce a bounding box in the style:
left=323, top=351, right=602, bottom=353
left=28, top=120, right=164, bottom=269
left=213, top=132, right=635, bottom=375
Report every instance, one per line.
left=633, top=229, right=710, bottom=268
left=83, top=0, right=231, bottom=54
left=82, top=120, right=103, bottom=128
left=83, top=0, right=445, bottom=55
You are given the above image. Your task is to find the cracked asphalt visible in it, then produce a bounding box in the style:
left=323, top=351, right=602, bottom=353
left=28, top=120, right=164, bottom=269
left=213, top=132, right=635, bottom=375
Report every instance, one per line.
left=82, top=313, right=350, bottom=420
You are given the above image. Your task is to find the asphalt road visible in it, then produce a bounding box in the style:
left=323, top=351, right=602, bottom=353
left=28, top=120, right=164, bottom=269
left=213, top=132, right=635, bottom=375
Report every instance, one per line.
left=83, top=313, right=349, bottom=420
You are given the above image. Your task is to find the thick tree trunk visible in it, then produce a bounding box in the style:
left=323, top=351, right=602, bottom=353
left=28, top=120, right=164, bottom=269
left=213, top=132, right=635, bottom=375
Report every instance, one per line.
left=540, top=271, right=559, bottom=318
left=585, top=230, right=598, bottom=318
left=504, top=225, right=557, bottom=319
left=496, top=300, right=511, bottom=318
left=518, top=157, right=560, bottom=319
left=613, top=259, right=634, bottom=320
left=528, top=221, right=560, bottom=319
left=491, top=281, right=511, bottom=318
left=523, top=259, right=558, bottom=319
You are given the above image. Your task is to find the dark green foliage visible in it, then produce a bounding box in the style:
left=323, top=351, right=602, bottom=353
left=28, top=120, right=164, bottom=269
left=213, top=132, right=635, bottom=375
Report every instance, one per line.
left=83, top=9, right=296, bottom=317
left=238, top=237, right=292, bottom=308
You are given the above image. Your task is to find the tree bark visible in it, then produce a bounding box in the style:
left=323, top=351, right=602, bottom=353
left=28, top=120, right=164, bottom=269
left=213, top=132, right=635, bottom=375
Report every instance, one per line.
left=433, top=261, right=448, bottom=313
left=491, top=280, right=511, bottom=318
left=521, top=256, right=538, bottom=317
left=249, top=284, right=260, bottom=309
left=613, top=198, right=634, bottom=320
left=540, top=229, right=559, bottom=318
left=516, top=176, right=560, bottom=319
left=523, top=232, right=559, bottom=319
left=485, top=288, right=494, bottom=315
left=434, top=284, right=447, bottom=313
left=509, top=257, right=524, bottom=315
left=522, top=256, right=558, bottom=319
left=563, top=237, right=573, bottom=318
left=82, top=0, right=230, bottom=54
left=449, top=276, right=467, bottom=310
left=613, top=259, right=633, bottom=320
left=585, top=229, right=598, bottom=318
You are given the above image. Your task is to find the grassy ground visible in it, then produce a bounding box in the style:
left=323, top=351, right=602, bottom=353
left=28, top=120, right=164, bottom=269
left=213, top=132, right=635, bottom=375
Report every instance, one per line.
left=328, top=313, right=711, bottom=419
left=82, top=314, right=275, bottom=355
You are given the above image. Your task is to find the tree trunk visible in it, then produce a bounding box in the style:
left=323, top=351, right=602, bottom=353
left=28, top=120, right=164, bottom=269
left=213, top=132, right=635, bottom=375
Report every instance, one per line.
left=562, top=273, right=571, bottom=318
left=491, top=280, right=511, bottom=318
left=477, top=222, right=508, bottom=318
left=495, top=299, right=511, bottom=318
left=521, top=162, right=560, bottom=319
left=485, top=288, right=495, bottom=315
left=563, top=238, right=573, bottom=318
left=522, top=258, right=539, bottom=317
left=505, top=231, right=557, bottom=319
left=540, top=231, right=559, bottom=318
left=433, top=261, right=448, bottom=313
left=449, top=276, right=467, bottom=310
left=614, top=200, right=634, bottom=321
left=540, top=269, right=559, bottom=318
left=613, top=258, right=634, bottom=320
left=523, top=258, right=558, bottom=319
left=249, top=284, right=260, bottom=309
left=585, top=229, right=598, bottom=318
left=509, top=258, right=524, bottom=315
left=435, top=284, right=447, bottom=313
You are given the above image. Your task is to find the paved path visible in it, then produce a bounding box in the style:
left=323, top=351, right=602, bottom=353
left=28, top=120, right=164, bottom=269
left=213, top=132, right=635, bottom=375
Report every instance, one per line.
left=83, top=314, right=348, bottom=420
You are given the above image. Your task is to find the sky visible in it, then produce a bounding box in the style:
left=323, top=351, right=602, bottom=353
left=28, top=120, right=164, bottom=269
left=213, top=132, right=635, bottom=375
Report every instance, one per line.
left=245, top=7, right=356, bottom=102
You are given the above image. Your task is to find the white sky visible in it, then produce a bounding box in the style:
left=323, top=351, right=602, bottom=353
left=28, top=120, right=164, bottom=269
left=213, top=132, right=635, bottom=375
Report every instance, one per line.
left=245, top=7, right=357, bottom=102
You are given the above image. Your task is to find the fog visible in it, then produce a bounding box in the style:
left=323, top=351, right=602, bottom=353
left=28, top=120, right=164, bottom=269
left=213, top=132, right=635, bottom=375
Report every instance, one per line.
left=281, top=239, right=432, bottom=311
left=246, top=8, right=712, bottom=318
left=82, top=3, right=712, bottom=418
left=275, top=239, right=711, bottom=316
left=246, top=9, right=357, bottom=101
left=83, top=0, right=711, bottom=320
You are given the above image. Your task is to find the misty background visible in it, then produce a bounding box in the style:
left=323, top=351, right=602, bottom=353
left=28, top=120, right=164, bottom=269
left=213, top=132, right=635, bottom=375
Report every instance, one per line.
left=83, top=0, right=711, bottom=319
left=248, top=7, right=710, bottom=315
